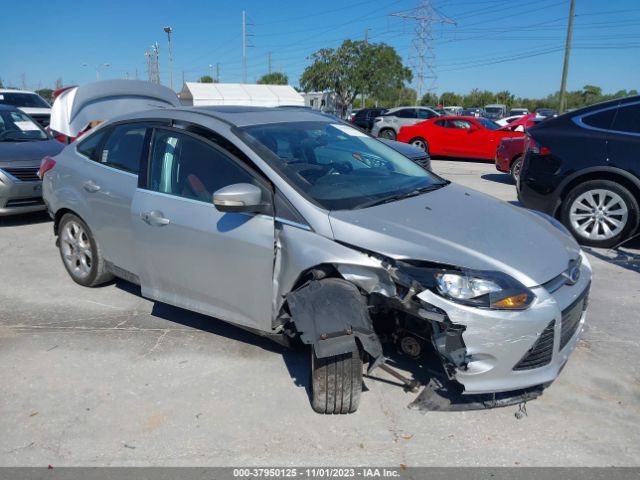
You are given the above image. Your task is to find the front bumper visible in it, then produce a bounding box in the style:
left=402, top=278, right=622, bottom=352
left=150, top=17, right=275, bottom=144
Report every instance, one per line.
left=416, top=253, right=592, bottom=395
left=0, top=173, right=45, bottom=216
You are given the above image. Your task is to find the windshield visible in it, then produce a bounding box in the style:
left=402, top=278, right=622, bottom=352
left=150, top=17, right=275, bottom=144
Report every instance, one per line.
left=238, top=121, right=447, bottom=210
left=476, top=118, right=500, bottom=130
left=0, top=109, right=48, bottom=141
left=0, top=92, right=50, bottom=108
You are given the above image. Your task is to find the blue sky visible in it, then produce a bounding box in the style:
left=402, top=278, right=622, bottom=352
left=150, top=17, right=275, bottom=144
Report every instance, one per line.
left=1, top=0, right=638, bottom=98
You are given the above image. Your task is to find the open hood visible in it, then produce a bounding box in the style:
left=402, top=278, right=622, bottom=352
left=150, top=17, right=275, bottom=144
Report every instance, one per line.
left=49, top=80, right=180, bottom=137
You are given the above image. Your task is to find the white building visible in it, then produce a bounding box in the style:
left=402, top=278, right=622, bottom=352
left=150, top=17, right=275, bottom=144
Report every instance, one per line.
left=179, top=82, right=304, bottom=107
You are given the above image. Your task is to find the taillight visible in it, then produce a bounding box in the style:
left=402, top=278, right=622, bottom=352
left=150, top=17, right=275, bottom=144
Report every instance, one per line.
left=38, top=156, right=56, bottom=179
left=526, top=137, right=552, bottom=155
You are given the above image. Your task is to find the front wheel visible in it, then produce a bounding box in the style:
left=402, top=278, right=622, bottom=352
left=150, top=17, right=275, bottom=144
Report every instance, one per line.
left=409, top=137, right=429, bottom=154
left=311, top=348, right=363, bottom=414
left=378, top=128, right=396, bottom=140
left=561, top=180, right=639, bottom=248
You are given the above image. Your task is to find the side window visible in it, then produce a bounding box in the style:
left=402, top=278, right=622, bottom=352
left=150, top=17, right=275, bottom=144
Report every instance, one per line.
left=611, top=105, right=640, bottom=134
left=434, top=120, right=447, bottom=128
left=394, top=109, right=416, bottom=119
left=451, top=120, right=472, bottom=129
left=582, top=109, right=617, bottom=130
left=76, top=129, right=108, bottom=160
left=149, top=129, right=255, bottom=203
left=417, top=109, right=435, bottom=119
left=100, top=124, right=147, bottom=174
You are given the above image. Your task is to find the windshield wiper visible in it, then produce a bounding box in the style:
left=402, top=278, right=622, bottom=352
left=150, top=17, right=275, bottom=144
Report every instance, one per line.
left=357, top=183, right=447, bottom=209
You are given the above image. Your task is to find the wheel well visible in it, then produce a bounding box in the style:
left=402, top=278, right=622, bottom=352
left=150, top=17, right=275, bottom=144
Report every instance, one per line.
left=558, top=171, right=640, bottom=217
left=53, top=208, right=78, bottom=235
left=509, top=153, right=521, bottom=168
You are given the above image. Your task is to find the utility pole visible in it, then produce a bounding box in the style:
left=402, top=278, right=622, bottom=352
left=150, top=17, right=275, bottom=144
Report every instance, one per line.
left=216, top=63, right=220, bottom=83
left=145, top=50, right=152, bottom=82
left=242, top=10, right=247, bottom=83
left=164, top=26, right=174, bottom=90
left=559, top=0, right=576, bottom=114
left=268, top=51, right=272, bottom=74
left=391, top=0, right=455, bottom=103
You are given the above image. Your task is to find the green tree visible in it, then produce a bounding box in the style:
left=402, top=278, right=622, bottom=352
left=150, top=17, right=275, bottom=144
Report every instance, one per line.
left=301, top=39, right=411, bottom=115
left=257, top=72, right=288, bottom=85
left=419, top=92, right=439, bottom=106
left=440, top=91, right=463, bottom=106
left=0, top=77, right=4, bottom=88
left=199, top=75, right=215, bottom=83
left=36, top=89, right=54, bottom=103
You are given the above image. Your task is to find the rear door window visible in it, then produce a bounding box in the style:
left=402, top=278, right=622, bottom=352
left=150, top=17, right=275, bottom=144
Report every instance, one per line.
left=582, top=109, right=617, bottom=130
left=99, top=124, right=148, bottom=174
left=611, top=104, right=640, bottom=134
left=393, top=108, right=417, bottom=119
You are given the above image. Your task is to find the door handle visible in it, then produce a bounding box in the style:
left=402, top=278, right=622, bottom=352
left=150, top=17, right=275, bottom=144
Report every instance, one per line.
left=83, top=180, right=101, bottom=193
left=141, top=210, right=170, bottom=226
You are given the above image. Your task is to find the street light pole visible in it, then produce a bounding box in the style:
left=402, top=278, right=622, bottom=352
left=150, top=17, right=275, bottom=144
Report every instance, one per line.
left=82, top=63, right=110, bottom=81
left=164, top=26, right=174, bottom=90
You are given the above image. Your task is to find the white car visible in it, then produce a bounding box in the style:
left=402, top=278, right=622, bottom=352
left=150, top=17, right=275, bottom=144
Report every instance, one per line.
left=371, top=106, right=440, bottom=140
left=0, top=89, right=51, bottom=128
left=496, top=114, right=525, bottom=127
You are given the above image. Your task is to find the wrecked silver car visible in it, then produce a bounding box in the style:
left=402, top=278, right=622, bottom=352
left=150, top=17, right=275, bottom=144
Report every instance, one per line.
left=41, top=106, right=591, bottom=414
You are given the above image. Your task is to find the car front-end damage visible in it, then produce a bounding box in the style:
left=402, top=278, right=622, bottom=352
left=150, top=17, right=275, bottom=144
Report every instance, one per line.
left=274, top=223, right=592, bottom=412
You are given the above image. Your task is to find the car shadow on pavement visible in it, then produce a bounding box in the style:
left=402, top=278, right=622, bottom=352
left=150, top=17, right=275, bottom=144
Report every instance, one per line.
left=583, top=237, right=640, bottom=274
left=0, top=211, right=51, bottom=227
left=115, top=279, right=314, bottom=401
left=481, top=173, right=514, bottom=185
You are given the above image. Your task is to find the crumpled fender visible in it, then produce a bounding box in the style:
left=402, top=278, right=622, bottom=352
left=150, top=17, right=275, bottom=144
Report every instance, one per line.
left=287, top=278, right=383, bottom=368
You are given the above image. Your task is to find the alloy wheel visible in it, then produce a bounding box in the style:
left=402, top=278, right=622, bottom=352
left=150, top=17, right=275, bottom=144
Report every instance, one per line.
left=569, top=189, right=628, bottom=241
left=411, top=138, right=427, bottom=152
left=60, top=221, right=93, bottom=279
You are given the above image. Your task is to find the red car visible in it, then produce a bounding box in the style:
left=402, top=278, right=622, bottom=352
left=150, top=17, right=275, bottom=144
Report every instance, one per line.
left=495, top=136, right=526, bottom=181
left=396, top=116, right=524, bottom=160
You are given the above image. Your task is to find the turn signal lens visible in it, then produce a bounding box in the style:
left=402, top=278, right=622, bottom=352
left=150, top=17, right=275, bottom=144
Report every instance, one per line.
left=493, top=293, right=531, bottom=309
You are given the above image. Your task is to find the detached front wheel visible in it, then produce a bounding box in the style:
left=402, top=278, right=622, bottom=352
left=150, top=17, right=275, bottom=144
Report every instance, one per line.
left=311, top=348, right=363, bottom=414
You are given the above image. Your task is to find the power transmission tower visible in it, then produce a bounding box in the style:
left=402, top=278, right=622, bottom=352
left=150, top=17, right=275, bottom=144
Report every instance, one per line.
left=391, top=0, right=455, bottom=102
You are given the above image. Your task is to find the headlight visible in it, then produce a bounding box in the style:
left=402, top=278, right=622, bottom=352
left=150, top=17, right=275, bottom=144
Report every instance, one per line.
left=434, top=270, right=535, bottom=310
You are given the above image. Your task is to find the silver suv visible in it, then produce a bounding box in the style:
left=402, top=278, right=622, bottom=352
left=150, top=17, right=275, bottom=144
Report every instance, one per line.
left=42, top=106, right=591, bottom=414
left=371, top=106, right=440, bottom=140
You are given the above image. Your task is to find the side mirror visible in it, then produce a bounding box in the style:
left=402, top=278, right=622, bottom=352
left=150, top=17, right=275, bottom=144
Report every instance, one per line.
left=213, top=183, right=266, bottom=213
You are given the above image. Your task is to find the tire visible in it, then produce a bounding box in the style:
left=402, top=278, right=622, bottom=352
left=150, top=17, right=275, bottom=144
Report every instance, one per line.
left=311, top=348, right=363, bottom=414
left=379, top=128, right=396, bottom=140
left=409, top=137, right=429, bottom=154
left=510, top=156, right=523, bottom=182
left=561, top=180, right=639, bottom=248
left=58, top=213, right=114, bottom=287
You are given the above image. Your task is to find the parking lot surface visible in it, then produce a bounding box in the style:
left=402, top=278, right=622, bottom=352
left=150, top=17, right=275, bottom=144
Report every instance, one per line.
left=1, top=159, right=638, bottom=467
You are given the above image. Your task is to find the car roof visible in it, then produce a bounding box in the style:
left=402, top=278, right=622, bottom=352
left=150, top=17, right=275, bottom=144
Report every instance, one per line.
left=114, top=105, right=342, bottom=128
left=0, top=89, right=37, bottom=94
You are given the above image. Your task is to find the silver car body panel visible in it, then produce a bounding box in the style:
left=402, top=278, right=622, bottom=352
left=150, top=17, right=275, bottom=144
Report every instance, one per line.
left=43, top=104, right=591, bottom=398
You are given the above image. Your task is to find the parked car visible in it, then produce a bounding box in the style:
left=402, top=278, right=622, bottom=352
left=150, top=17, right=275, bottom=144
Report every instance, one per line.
left=351, top=107, right=387, bottom=132
left=535, top=108, right=557, bottom=118
left=496, top=114, right=524, bottom=127
left=347, top=109, right=360, bottom=122
left=380, top=138, right=431, bottom=171
left=42, top=106, right=591, bottom=414
left=509, top=108, right=529, bottom=116
left=396, top=115, right=524, bottom=160
left=443, top=106, right=463, bottom=116
left=484, top=104, right=507, bottom=120
left=370, top=106, right=440, bottom=140
left=0, top=105, right=63, bottom=215
left=0, top=89, right=51, bottom=128
left=496, top=117, right=546, bottom=181
left=519, top=96, right=640, bottom=248
left=460, top=107, right=484, bottom=117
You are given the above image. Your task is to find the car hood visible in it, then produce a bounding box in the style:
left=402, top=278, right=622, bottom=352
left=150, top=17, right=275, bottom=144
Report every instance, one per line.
left=0, top=139, right=63, bottom=166
left=329, top=183, right=580, bottom=287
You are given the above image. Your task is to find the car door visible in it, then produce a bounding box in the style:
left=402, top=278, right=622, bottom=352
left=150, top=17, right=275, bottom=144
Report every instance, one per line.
left=131, top=127, right=275, bottom=330
left=442, top=119, right=476, bottom=157
left=76, top=122, right=150, bottom=274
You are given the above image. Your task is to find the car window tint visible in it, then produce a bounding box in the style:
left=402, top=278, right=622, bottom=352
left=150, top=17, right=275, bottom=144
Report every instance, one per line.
left=394, top=109, right=416, bottom=118
left=149, top=129, right=254, bottom=203
left=611, top=104, right=640, bottom=134
left=417, top=109, right=435, bottom=119
left=76, top=129, right=108, bottom=160
left=99, top=124, right=146, bottom=174
left=583, top=109, right=616, bottom=130
left=450, top=120, right=472, bottom=129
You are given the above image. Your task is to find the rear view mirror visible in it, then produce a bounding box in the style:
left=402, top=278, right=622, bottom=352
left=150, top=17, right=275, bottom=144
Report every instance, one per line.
left=213, top=183, right=266, bottom=213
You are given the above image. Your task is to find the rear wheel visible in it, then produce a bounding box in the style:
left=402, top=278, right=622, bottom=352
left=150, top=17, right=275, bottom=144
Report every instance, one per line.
left=409, top=137, right=429, bottom=154
left=510, top=156, right=523, bottom=182
left=58, top=213, right=114, bottom=287
left=561, top=180, right=639, bottom=248
left=311, top=348, right=363, bottom=414
left=379, top=128, right=396, bottom=140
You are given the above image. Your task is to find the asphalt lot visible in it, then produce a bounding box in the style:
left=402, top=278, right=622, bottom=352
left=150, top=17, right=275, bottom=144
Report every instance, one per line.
left=1, top=159, right=639, bottom=467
